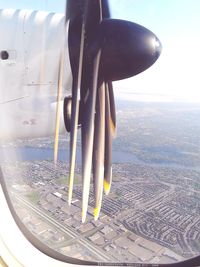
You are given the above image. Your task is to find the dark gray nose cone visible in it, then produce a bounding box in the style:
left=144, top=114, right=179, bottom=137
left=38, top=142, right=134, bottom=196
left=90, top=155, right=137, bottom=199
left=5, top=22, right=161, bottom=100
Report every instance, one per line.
left=98, top=19, right=162, bottom=82
left=152, top=36, right=162, bottom=59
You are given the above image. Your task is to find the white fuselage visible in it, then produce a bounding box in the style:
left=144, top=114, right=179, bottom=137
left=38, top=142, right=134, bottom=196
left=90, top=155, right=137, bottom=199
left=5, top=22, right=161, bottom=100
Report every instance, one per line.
left=0, top=9, right=72, bottom=140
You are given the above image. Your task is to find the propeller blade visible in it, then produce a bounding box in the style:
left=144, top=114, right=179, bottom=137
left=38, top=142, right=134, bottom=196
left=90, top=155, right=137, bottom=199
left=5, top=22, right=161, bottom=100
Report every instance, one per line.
left=66, top=0, right=162, bottom=223
left=54, top=52, right=64, bottom=164
left=107, top=81, right=116, bottom=137
left=81, top=0, right=103, bottom=223
left=93, top=83, right=105, bottom=220
left=81, top=49, right=101, bottom=223
left=104, top=82, right=113, bottom=194
left=68, top=21, right=85, bottom=205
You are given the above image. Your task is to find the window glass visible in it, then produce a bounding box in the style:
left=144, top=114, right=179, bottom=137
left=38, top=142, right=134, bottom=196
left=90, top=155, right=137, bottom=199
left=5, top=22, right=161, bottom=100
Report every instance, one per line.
left=1, top=0, right=200, bottom=264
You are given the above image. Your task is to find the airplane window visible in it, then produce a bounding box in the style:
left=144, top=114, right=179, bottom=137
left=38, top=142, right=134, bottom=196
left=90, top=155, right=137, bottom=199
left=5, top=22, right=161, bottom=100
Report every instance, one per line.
left=1, top=0, right=200, bottom=266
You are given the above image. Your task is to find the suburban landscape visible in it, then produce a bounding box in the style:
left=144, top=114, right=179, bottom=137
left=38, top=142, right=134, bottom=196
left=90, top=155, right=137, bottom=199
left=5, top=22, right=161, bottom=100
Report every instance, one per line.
left=1, top=100, right=200, bottom=264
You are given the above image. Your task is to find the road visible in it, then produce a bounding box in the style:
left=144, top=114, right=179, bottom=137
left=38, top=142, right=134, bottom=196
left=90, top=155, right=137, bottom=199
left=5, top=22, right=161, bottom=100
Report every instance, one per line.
left=13, top=193, right=114, bottom=262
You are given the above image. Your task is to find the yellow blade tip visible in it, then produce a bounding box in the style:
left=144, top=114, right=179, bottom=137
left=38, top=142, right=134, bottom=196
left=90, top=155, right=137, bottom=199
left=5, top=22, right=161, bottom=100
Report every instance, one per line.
left=68, top=187, right=73, bottom=205
left=94, top=206, right=100, bottom=221
left=104, top=180, right=111, bottom=195
left=67, top=198, right=72, bottom=206
left=82, top=210, right=87, bottom=223
left=110, top=118, right=116, bottom=137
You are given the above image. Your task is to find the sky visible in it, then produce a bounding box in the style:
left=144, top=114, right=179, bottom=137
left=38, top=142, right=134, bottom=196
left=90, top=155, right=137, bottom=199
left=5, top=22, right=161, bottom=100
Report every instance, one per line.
left=0, top=0, right=200, bottom=102
left=110, top=1, right=200, bottom=102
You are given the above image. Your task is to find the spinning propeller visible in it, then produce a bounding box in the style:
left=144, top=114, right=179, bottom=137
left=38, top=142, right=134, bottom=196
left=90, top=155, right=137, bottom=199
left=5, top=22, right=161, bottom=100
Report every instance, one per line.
left=55, top=0, right=162, bottom=222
